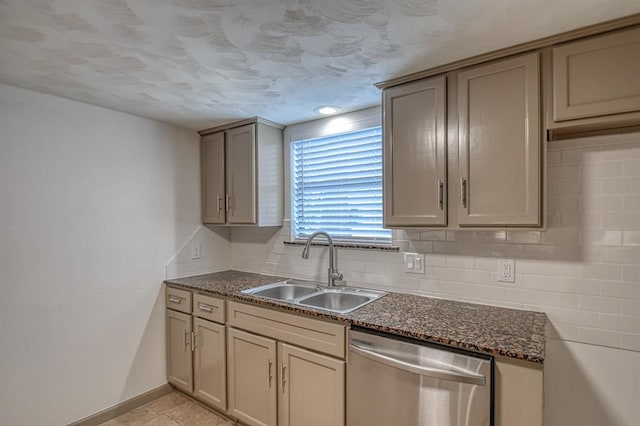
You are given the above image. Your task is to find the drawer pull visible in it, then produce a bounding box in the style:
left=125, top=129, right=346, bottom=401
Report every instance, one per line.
left=168, top=296, right=183, bottom=304
left=198, top=303, right=216, bottom=313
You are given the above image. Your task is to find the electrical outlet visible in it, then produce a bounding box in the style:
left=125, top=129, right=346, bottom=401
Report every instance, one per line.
left=404, top=253, right=425, bottom=274
left=498, top=259, right=515, bottom=283
left=191, top=243, right=201, bottom=260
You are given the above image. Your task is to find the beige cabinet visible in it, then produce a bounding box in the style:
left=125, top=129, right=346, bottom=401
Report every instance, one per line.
left=456, top=52, right=541, bottom=226
left=382, top=53, right=543, bottom=229
left=227, top=328, right=277, bottom=426
left=166, top=309, right=193, bottom=393
left=552, top=26, right=640, bottom=122
left=193, top=317, right=227, bottom=412
left=201, top=132, right=225, bottom=224
left=227, top=302, right=346, bottom=426
left=383, top=75, right=447, bottom=227
left=165, top=287, right=227, bottom=411
left=200, top=118, right=284, bottom=227
left=278, top=343, right=345, bottom=426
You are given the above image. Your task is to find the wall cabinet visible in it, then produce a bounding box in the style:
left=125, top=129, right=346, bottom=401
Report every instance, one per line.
left=550, top=26, right=640, bottom=136
left=383, top=75, right=447, bottom=227
left=227, top=301, right=346, bottom=426
left=201, top=118, right=284, bottom=226
left=456, top=52, right=541, bottom=226
left=165, top=287, right=227, bottom=412
left=382, top=53, right=542, bottom=228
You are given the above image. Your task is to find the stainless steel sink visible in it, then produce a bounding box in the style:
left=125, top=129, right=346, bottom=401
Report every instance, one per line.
left=298, top=291, right=373, bottom=313
left=241, top=280, right=322, bottom=302
left=242, top=279, right=386, bottom=314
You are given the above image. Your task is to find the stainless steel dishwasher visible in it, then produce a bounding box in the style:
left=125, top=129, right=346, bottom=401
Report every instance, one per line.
left=347, top=328, right=493, bottom=426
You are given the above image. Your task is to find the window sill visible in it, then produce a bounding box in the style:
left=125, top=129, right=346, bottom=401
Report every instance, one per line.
left=283, top=240, right=400, bottom=252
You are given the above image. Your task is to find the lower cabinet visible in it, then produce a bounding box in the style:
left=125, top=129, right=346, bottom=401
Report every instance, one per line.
left=278, top=343, right=345, bottom=426
left=166, top=309, right=193, bottom=393
left=226, top=301, right=346, bottom=426
left=227, top=328, right=277, bottom=426
left=166, top=287, right=227, bottom=412
left=193, top=318, right=227, bottom=412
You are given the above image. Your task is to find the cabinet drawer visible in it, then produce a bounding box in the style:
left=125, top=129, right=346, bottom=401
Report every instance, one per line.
left=166, top=286, right=192, bottom=314
left=193, top=293, right=225, bottom=324
left=228, top=301, right=346, bottom=359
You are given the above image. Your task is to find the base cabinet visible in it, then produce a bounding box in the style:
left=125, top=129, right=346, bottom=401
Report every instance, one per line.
left=227, top=328, right=278, bottom=426
left=279, top=343, right=345, bottom=426
left=166, top=287, right=227, bottom=411
left=166, top=309, right=193, bottom=393
left=226, top=310, right=346, bottom=426
left=193, top=318, right=227, bottom=412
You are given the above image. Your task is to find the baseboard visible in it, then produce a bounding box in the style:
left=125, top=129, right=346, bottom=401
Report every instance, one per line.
left=68, top=383, right=173, bottom=426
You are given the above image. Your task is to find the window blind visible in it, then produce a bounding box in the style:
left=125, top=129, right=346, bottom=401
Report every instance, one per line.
left=292, top=126, right=391, bottom=243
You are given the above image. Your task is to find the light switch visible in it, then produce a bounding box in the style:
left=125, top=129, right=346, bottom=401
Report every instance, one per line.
left=191, top=243, right=201, bottom=260
left=404, top=253, right=425, bottom=274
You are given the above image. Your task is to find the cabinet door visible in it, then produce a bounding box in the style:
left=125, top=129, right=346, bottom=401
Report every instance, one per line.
left=457, top=53, right=541, bottom=226
left=226, top=124, right=257, bottom=224
left=383, top=76, right=447, bottom=227
left=278, top=343, right=345, bottom=426
left=553, top=27, right=640, bottom=122
left=201, top=132, right=226, bottom=224
left=193, top=318, right=226, bottom=412
left=227, top=328, right=277, bottom=426
left=166, top=310, right=193, bottom=393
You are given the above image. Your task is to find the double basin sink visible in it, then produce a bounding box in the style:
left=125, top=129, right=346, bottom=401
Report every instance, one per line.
left=241, top=279, right=386, bottom=314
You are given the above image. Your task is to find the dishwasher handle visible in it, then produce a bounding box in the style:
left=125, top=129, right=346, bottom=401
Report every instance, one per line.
left=350, top=344, right=486, bottom=386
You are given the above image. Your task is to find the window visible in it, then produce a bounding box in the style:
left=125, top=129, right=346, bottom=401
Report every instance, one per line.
left=291, top=125, right=391, bottom=243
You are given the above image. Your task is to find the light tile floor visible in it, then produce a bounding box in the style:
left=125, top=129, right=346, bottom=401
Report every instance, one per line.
left=99, top=391, right=234, bottom=426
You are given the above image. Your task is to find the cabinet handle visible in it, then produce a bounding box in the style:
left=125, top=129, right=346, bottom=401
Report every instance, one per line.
left=268, top=360, right=273, bottom=388
left=198, top=303, right=216, bottom=313
left=191, top=333, right=197, bottom=352
left=184, top=331, right=190, bottom=348
left=216, top=195, right=222, bottom=213
left=437, top=179, right=444, bottom=210
left=460, top=177, right=467, bottom=208
left=281, top=364, right=287, bottom=392
left=168, top=296, right=183, bottom=304
left=225, top=194, right=231, bottom=211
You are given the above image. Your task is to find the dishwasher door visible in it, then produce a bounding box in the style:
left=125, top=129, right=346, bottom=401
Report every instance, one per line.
left=347, top=328, right=493, bottom=426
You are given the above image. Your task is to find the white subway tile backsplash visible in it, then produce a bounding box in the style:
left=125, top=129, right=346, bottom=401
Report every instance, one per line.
left=622, top=230, right=640, bottom=246
left=559, top=309, right=600, bottom=328
left=445, top=255, right=475, bottom=269
left=227, top=133, right=640, bottom=353
left=580, top=295, right=621, bottom=314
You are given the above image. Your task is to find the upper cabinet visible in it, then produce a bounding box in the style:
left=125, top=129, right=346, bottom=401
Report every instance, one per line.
left=200, top=118, right=284, bottom=227
left=456, top=53, right=542, bottom=227
left=548, top=26, right=640, bottom=138
left=383, top=76, right=447, bottom=227
left=381, top=53, right=543, bottom=229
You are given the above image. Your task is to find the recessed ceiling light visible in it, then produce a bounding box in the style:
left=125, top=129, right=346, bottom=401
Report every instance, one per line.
left=315, top=106, right=340, bottom=115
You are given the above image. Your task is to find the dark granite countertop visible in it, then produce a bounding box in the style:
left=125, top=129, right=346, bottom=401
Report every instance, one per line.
left=165, top=270, right=546, bottom=364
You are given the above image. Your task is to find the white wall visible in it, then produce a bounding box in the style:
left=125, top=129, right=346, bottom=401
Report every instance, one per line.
left=230, top=131, right=640, bottom=426
left=0, top=84, right=230, bottom=426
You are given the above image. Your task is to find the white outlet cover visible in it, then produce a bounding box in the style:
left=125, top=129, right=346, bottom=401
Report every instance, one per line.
left=498, top=258, right=515, bottom=283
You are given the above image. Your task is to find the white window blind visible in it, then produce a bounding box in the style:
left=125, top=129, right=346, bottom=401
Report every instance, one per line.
left=292, top=126, right=391, bottom=243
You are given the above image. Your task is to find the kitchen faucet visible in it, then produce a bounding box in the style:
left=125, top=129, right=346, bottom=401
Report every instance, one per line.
left=301, top=231, right=343, bottom=287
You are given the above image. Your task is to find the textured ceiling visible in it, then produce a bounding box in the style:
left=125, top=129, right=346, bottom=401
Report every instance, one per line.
left=1, top=1, right=639, bottom=130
